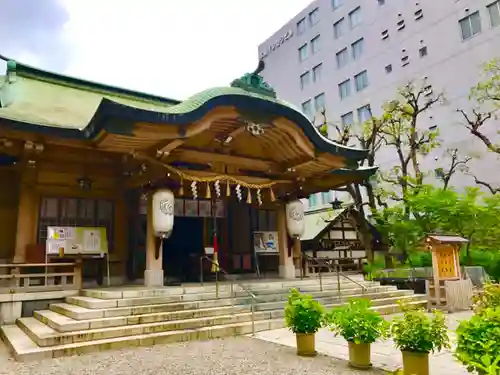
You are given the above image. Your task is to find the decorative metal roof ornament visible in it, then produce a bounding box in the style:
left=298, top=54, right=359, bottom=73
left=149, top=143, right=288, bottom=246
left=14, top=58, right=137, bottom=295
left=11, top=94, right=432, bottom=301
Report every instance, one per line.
left=246, top=121, right=265, bottom=136
left=230, top=60, right=277, bottom=98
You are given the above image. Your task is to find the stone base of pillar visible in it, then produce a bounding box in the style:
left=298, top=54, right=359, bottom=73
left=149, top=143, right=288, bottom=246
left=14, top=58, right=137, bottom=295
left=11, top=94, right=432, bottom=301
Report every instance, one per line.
left=144, top=269, right=164, bottom=287
left=0, top=301, right=22, bottom=325
left=279, top=264, right=296, bottom=279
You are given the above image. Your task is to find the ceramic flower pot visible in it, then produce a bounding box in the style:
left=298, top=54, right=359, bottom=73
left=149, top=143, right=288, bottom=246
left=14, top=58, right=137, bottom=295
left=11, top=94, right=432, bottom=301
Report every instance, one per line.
left=295, top=333, right=316, bottom=357
left=402, top=351, right=429, bottom=375
left=348, top=342, right=372, bottom=369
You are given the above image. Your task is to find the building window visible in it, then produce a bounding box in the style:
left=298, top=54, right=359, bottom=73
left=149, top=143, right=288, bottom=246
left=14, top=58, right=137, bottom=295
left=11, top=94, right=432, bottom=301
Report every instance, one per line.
left=312, top=64, right=323, bottom=82
left=338, top=79, right=352, bottom=100
left=314, top=93, right=326, bottom=112
left=332, top=0, right=343, bottom=10
left=302, top=100, right=313, bottom=117
left=309, top=7, right=320, bottom=26
left=381, top=29, right=389, bottom=40
left=336, top=48, right=349, bottom=68
left=357, top=105, right=372, bottom=123
left=349, top=7, right=362, bottom=28
left=414, top=9, right=424, bottom=20
left=488, top=1, right=500, bottom=28
left=419, top=46, right=428, bottom=57
left=297, top=18, right=307, bottom=35
left=341, top=112, right=354, bottom=126
left=311, top=35, right=321, bottom=54
left=351, top=38, right=364, bottom=60
left=333, top=18, right=345, bottom=39
left=300, top=71, right=310, bottom=90
left=385, top=64, right=393, bottom=73
left=308, top=194, right=318, bottom=208
left=397, top=19, right=406, bottom=31
left=38, top=197, right=114, bottom=249
left=299, top=44, right=308, bottom=61
left=401, top=55, right=409, bottom=66
left=459, top=11, right=482, bottom=40
left=354, top=70, right=369, bottom=91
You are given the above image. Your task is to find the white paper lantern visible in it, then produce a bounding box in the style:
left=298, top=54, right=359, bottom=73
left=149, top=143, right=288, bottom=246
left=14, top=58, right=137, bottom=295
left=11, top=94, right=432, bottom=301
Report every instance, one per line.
left=285, top=200, right=305, bottom=239
left=152, top=189, right=174, bottom=238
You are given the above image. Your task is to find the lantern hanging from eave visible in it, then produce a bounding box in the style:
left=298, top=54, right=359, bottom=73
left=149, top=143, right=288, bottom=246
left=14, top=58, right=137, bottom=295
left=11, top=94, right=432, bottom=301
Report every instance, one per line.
left=285, top=200, right=305, bottom=239
left=152, top=189, right=174, bottom=239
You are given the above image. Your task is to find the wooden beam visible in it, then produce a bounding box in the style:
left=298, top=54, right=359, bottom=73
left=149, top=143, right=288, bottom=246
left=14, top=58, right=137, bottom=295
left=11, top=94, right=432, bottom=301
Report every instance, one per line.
left=169, top=148, right=277, bottom=171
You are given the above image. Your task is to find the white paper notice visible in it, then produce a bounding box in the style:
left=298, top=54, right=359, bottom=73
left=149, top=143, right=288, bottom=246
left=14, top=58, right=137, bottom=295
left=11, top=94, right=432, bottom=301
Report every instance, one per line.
left=83, top=230, right=101, bottom=252
left=46, top=239, right=65, bottom=255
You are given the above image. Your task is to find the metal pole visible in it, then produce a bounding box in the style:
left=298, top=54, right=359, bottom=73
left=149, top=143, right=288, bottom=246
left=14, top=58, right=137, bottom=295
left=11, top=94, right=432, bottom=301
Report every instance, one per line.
left=215, top=270, right=219, bottom=299
left=336, top=264, right=341, bottom=300
left=251, top=298, right=255, bottom=336
left=319, top=269, right=323, bottom=292
left=200, top=257, right=204, bottom=285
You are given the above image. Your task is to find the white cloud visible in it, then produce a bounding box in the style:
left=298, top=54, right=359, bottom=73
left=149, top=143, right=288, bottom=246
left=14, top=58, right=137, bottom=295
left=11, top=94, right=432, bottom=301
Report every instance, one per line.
left=59, top=0, right=313, bottom=100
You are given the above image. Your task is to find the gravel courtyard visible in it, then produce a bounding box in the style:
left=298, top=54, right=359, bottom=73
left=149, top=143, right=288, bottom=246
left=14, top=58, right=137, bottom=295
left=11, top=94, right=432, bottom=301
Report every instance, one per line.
left=0, top=336, right=383, bottom=375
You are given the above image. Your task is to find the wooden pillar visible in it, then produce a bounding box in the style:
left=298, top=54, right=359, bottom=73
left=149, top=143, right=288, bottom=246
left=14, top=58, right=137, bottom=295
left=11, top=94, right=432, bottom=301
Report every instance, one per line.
left=293, top=238, right=302, bottom=277
left=13, top=170, right=38, bottom=263
left=144, top=194, right=164, bottom=286
left=277, top=203, right=295, bottom=279
left=112, top=194, right=127, bottom=284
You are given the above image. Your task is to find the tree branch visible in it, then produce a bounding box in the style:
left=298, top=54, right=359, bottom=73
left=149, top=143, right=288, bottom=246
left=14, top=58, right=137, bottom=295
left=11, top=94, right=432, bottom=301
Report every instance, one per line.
left=473, top=176, right=500, bottom=194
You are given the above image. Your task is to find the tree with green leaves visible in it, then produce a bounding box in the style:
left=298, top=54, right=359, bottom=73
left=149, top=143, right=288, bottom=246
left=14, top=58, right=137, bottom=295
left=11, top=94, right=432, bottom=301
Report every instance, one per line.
left=459, top=59, right=500, bottom=193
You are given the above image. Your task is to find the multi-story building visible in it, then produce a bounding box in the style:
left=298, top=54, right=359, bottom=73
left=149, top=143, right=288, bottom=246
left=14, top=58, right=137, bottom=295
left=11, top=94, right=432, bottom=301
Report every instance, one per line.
left=258, top=0, right=500, bottom=210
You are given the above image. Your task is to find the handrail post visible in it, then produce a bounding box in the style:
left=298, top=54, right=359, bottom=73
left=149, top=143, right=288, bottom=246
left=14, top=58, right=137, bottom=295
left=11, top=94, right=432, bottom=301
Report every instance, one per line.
left=319, top=268, right=323, bottom=292
left=336, top=264, right=341, bottom=300
left=251, top=297, right=255, bottom=336
left=215, top=270, right=219, bottom=299
left=200, top=256, right=204, bottom=285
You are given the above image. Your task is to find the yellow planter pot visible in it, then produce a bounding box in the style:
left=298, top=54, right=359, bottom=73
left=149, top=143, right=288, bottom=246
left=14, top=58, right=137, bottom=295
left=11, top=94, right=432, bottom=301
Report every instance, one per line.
left=402, top=351, right=429, bottom=375
left=295, top=333, right=316, bottom=357
left=348, top=342, right=372, bottom=369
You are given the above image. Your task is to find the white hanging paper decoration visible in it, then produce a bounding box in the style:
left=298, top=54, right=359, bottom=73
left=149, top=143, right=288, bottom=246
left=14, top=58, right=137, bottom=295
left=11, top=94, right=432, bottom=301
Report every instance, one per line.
left=257, top=189, right=262, bottom=205
left=191, top=181, right=198, bottom=199
left=236, top=184, right=242, bottom=201
left=215, top=180, right=221, bottom=198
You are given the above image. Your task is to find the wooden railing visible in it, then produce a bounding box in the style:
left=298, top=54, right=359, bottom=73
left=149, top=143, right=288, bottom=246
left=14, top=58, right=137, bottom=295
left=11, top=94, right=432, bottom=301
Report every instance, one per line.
left=0, top=262, right=82, bottom=293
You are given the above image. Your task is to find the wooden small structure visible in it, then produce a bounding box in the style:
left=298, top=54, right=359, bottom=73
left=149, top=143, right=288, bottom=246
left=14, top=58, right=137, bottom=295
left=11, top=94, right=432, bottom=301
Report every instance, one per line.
left=425, top=234, right=473, bottom=312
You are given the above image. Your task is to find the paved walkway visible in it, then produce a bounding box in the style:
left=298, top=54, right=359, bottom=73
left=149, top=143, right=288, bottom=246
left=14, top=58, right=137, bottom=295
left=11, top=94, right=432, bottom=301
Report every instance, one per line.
left=0, top=336, right=384, bottom=375
left=254, top=311, right=473, bottom=375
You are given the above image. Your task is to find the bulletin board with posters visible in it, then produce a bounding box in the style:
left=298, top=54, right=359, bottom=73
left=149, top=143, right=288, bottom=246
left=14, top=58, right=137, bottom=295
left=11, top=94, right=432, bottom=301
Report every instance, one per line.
left=45, top=226, right=110, bottom=286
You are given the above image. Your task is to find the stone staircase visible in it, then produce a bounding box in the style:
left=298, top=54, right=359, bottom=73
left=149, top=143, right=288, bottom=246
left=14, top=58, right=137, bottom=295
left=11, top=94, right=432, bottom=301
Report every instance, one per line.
left=1, top=277, right=427, bottom=361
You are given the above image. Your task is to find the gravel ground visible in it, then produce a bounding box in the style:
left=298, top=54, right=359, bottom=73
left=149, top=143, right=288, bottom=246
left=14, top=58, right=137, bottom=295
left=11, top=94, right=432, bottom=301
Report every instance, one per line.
left=0, top=337, right=384, bottom=375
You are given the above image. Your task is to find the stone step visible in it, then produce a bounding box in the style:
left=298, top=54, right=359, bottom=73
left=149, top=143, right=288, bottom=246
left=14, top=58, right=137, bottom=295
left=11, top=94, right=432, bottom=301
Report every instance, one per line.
left=37, top=305, right=251, bottom=332
left=18, top=309, right=281, bottom=347
left=2, top=300, right=426, bottom=362
left=1, top=318, right=283, bottom=362
left=67, top=284, right=391, bottom=310
left=81, top=280, right=377, bottom=300
left=256, top=292, right=425, bottom=311
left=39, top=291, right=424, bottom=333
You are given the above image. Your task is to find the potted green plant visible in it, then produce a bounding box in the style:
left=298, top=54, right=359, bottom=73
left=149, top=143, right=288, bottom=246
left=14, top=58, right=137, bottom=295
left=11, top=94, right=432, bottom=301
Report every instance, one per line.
left=390, top=304, right=449, bottom=375
left=455, top=307, right=500, bottom=375
left=326, top=298, right=389, bottom=369
left=284, top=288, right=325, bottom=357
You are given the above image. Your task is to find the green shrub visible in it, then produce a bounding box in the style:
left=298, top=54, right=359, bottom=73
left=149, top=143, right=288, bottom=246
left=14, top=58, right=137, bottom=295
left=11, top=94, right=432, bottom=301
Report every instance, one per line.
left=455, top=307, right=500, bottom=374
left=326, top=298, right=389, bottom=344
left=473, top=283, right=500, bottom=314
left=390, top=304, right=449, bottom=353
left=284, top=288, right=325, bottom=334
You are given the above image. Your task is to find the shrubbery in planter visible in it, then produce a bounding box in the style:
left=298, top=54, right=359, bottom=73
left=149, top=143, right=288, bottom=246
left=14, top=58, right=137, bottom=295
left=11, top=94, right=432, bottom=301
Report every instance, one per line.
left=390, top=304, right=449, bottom=375
left=455, top=307, right=500, bottom=375
left=326, top=298, right=389, bottom=369
left=284, top=288, right=325, bottom=357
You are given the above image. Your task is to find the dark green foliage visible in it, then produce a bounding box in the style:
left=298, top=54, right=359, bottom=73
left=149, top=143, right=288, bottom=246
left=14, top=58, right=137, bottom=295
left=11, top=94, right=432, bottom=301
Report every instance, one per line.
left=326, top=298, right=389, bottom=344
left=284, top=288, right=325, bottom=334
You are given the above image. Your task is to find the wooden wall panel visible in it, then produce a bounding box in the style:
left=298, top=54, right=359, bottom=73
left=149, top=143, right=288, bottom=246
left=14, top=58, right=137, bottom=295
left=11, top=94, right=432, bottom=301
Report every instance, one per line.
left=0, top=169, right=20, bottom=260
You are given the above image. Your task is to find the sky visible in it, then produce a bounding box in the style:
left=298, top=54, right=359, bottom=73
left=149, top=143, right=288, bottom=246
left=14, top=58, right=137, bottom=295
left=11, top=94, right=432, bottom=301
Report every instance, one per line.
left=0, top=0, right=312, bottom=100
